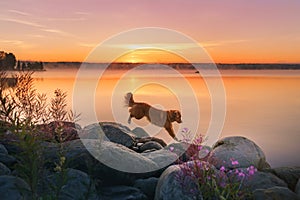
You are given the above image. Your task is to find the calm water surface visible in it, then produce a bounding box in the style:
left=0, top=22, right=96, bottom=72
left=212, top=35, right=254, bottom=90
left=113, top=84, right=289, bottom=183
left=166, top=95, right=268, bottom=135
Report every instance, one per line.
left=30, top=68, right=300, bottom=167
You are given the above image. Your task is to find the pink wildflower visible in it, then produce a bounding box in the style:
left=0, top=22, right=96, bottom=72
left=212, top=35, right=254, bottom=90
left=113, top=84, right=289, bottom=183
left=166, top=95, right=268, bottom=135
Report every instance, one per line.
left=169, top=146, right=174, bottom=152
left=238, top=172, right=245, bottom=177
left=220, top=166, right=226, bottom=172
left=230, top=158, right=239, bottom=166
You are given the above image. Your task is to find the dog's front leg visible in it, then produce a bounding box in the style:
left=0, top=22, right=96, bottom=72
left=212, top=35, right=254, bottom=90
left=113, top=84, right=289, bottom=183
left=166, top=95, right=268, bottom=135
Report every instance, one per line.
left=165, top=123, right=177, bottom=140
left=128, top=115, right=132, bottom=124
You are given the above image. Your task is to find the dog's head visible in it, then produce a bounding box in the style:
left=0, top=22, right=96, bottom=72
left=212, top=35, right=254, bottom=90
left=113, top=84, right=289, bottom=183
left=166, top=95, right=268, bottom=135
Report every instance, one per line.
left=169, top=110, right=182, bottom=123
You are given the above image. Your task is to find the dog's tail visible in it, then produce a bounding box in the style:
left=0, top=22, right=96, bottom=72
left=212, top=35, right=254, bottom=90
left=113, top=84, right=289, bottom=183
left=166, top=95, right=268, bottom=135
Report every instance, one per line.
left=124, top=92, right=134, bottom=107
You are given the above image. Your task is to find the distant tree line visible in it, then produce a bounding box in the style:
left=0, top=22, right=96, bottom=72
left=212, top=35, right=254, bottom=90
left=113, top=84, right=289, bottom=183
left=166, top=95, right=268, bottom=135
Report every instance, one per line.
left=0, top=51, right=44, bottom=71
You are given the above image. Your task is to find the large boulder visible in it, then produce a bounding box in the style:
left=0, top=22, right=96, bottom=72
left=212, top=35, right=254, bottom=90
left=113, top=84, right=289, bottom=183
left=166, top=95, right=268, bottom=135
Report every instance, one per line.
left=228, top=169, right=288, bottom=191
left=155, top=163, right=203, bottom=200
left=134, top=177, right=159, bottom=200
left=42, top=139, right=170, bottom=185
left=99, top=185, right=147, bottom=200
left=142, top=149, right=178, bottom=171
left=0, top=175, right=31, bottom=199
left=132, top=127, right=150, bottom=137
left=46, top=168, right=98, bottom=200
left=253, top=186, right=298, bottom=200
left=139, top=141, right=164, bottom=153
left=263, top=167, right=300, bottom=191
left=80, top=122, right=136, bottom=148
left=207, top=136, right=268, bottom=170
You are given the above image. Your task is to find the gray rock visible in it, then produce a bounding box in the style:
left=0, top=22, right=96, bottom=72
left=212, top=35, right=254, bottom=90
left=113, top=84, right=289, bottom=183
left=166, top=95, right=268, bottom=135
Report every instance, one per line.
left=47, top=168, right=98, bottom=200
left=42, top=139, right=162, bottom=185
left=140, top=141, right=163, bottom=152
left=132, top=127, right=150, bottom=137
left=0, top=143, right=8, bottom=154
left=99, top=185, right=147, bottom=200
left=263, top=167, right=300, bottom=191
left=0, top=162, right=11, bottom=175
left=253, top=186, right=298, bottom=200
left=142, top=149, right=178, bottom=170
left=228, top=169, right=288, bottom=191
left=208, top=136, right=267, bottom=170
left=134, top=177, right=159, bottom=200
left=155, top=164, right=202, bottom=200
left=0, top=153, right=17, bottom=168
left=80, top=122, right=135, bottom=148
left=0, top=175, right=31, bottom=199
left=136, top=137, right=167, bottom=148
left=198, top=145, right=212, bottom=160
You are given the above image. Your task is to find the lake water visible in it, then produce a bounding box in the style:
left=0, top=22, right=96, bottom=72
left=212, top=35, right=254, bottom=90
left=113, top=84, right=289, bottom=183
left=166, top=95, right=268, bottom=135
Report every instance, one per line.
left=28, top=67, right=300, bottom=168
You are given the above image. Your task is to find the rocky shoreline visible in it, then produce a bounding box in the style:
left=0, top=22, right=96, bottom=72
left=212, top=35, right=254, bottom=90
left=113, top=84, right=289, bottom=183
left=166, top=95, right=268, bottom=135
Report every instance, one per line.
left=0, top=121, right=299, bottom=199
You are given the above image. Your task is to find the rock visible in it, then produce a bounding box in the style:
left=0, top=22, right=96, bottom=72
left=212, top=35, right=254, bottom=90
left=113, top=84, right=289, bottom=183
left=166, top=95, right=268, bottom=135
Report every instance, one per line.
left=263, top=167, right=300, bottom=191
left=37, top=121, right=81, bottom=142
left=46, top=168, right=98, bottom=200
left=296, top=179, right=300, bottom=196
left=99, top=185, right=147, bottom=200
left=154, top=164, right=202, bottom=200
left=134, top=177, right=159, bottom=200
left=80, top=122, right=135, bottom=148
left=42, top=139, right=162, bottom=186
left=142, top=149, right=178, bottom=170
left=140, top=141, right=163, bottom=152
left=228, top=169, right=288, bottom=191
left=132, top=127, right=150, bottom=137
left=0, top=162, right=11, bottom=175
left=166, top=142, right=190, bottom=161
left=0, top=153, right=17, bottom=169
left=0, top=175, right=31, bottom=199
left=198, top=145, right=212, bottom=160
left=136, top=137, right=167, bottom=148
left=166, top=142, right=209, bottom=162
left=253, top=186, right=298, bottom=200
left=0, top=144, right=8, bottom=154
left=207, top=136, right=267, bottom=170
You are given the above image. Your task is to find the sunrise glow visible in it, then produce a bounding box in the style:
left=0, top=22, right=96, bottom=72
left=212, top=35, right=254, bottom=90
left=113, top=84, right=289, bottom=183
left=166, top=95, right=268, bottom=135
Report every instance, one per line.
left=1, top=1, right=300, bottom=63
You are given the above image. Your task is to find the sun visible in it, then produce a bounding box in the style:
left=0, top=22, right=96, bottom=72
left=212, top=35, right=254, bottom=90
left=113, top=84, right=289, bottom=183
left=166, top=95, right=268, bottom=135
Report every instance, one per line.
left=114, top=49, right=188, bottom=63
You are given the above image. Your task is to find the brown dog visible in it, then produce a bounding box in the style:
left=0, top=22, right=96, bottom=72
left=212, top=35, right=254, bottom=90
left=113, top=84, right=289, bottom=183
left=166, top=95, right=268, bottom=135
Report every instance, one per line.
left=125, top=92, right=182, bottom=140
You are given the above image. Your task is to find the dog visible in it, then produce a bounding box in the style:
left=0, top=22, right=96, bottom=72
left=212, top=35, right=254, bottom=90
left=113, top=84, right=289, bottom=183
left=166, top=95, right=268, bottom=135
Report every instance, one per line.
left=124, top=92, right=182, bottom=140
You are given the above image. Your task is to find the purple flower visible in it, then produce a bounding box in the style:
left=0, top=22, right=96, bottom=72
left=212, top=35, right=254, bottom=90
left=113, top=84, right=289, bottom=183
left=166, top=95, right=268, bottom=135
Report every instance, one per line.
left=230, top=158, right=239, bottom=166
left=247, top=165, right=257, bottom=176
left=238, top=172, right=245, bottom=177
left=169, top=146, right=174, bottom=152
left=197, top=145, right=203, bottom=151
left=220, top=166, right=226, bottom=172
left=182, top=127, right=189, bottom=133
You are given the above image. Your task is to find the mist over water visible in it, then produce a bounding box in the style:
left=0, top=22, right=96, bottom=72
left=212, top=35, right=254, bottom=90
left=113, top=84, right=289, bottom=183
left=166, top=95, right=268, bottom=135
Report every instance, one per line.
left=32, top=67, right=300, bottom=167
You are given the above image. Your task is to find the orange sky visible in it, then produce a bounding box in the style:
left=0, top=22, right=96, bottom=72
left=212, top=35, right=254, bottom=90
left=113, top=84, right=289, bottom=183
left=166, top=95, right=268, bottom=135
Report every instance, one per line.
left=1, top=0, right=300, bottom=63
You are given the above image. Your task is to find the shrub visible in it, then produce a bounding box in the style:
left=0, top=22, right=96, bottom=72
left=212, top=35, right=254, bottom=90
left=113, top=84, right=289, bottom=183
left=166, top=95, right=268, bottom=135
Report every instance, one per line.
left=175, top=128, right=256, bottom=200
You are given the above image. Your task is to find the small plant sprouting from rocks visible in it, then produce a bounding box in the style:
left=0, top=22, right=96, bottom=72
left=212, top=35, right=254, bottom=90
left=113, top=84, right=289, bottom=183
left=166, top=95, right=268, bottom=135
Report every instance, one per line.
left=0, top=71, right=87, bottom=199
left=173, top=128, right=257, bottom=200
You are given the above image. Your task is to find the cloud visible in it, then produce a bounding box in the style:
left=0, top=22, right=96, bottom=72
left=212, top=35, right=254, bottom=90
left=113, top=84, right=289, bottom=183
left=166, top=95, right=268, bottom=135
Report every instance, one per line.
left=47, top=17, right=86, bottom=22
left=0, top=39, right=33, bottom=48
left=8, top=9, right=32, bottom=16
left=201, top=39, right=248, bottom=48
left=78, top=42, right=98, bottom=48
left=0, top=17, right=44, bottom=28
